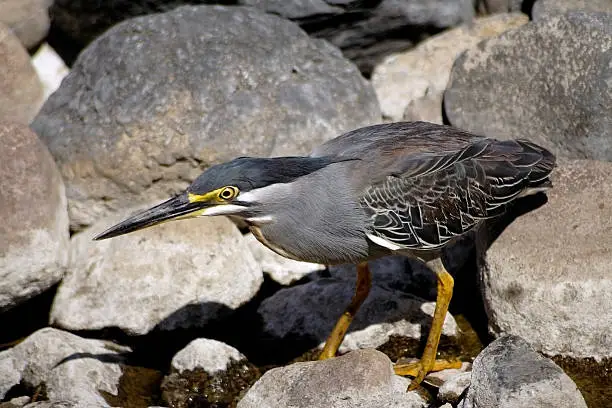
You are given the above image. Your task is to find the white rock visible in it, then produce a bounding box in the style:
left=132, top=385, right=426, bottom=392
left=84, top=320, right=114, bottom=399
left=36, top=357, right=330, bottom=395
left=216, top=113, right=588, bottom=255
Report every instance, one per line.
left=0, top=122, right=69, bottom=311
left=0, top=328, right=130, bottom=407
left=31, top=43, right=69, bottom=101
left=171, top=338, right=245, bottom=374
left=438, top=371, right=471, bottom=403
left=244, top=233, right=325, bottom=285
left=50, top=210, right=263, bottom=335
left=372, top=13, right=528, bottom=121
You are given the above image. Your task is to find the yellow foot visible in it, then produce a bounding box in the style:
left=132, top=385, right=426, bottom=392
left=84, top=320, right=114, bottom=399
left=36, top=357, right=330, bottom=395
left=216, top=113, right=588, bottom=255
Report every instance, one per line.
left=394, top=359, right=463, bottom=390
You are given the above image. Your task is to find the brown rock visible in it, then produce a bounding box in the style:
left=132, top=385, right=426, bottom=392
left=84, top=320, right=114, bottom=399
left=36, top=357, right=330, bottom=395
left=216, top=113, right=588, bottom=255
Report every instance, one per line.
left=0, top=23, right=44, bottom=124
left=0, top=121, right=69, bottom=311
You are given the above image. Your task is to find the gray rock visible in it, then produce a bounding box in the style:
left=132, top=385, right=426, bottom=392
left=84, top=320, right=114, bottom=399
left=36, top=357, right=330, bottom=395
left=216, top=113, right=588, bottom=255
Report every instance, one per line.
left=532, top=0, right=612, bottom=20
left=32, top=5, right=380, bottom=231
left=0, top=24, right=44, bottom=124
left=482, top=160, right=612, bottom=359
left=258, top=278, right=457, bottom=353
left=0, top=0, right=52, bottom=49
left=244, top=233, right=325, bottom=285
left=50, top=0, right=473, bottom=74
left=372, top=13, right=528, bottom=121
left=0, top=122, right=69, bottom=311
left=50, top=207, right=263, bottom=335
left=171, top=338, right=246, bottom=374
left=438, top=371, right=471, bottom=403
left=237, top=349, right=427, bottom=408
left=445, top=12, right=612, bottom=161
left=0, top=327, right=130, bottom=406
left=458, top=335, right=587, bottom=408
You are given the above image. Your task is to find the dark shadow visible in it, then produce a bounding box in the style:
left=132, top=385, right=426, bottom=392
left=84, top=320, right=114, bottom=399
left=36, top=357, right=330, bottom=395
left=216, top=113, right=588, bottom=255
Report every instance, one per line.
left=0, top=283, right=58, bottom=349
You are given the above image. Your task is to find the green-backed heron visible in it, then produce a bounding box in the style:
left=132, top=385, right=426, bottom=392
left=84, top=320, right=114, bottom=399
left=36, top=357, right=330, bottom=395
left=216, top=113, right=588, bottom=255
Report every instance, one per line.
left=95, top=121, right=555, bottom=389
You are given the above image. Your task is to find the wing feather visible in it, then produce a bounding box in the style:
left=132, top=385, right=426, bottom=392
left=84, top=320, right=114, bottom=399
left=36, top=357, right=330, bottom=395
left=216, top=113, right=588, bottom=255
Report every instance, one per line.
left=360, top=130, right=555, bottom=250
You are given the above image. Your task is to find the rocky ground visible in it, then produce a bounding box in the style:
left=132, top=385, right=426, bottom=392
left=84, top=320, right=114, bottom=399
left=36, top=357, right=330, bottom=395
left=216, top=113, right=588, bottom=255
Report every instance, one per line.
left=1, top=1, right=611, bottom=407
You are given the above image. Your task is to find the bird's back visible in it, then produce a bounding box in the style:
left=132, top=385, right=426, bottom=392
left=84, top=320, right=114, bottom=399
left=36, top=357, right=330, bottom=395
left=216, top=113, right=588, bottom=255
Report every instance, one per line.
left=313, top=121, right=555, bottom=253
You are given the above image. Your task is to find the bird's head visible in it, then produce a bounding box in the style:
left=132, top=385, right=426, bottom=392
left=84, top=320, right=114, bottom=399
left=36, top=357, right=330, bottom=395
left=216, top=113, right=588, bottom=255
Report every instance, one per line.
left=94, top=156, right=334, bottom=240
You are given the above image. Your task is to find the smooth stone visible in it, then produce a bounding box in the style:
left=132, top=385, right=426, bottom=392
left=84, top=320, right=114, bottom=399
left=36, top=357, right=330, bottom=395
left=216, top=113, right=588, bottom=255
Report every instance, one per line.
left=171, top=338, right=246, bottom=374
left=458, top=335, right=587, bottom=408
left=0, top=122, right=69, bottom=311
left=0, top=23, right=44, bottom=124
left=0, top=328, right=130, bottom=407
left=50, top=209, right=263, bottom=335
left=237, top=349, right=427, bottom=408
left=482, top=160, right=612, bottom=359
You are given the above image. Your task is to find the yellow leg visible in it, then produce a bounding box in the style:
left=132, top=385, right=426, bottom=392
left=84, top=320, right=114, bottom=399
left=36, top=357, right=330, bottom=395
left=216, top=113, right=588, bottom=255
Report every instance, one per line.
left=394, top=257, right=460, bottom=390
left=319, top=262, right=372, bottom=360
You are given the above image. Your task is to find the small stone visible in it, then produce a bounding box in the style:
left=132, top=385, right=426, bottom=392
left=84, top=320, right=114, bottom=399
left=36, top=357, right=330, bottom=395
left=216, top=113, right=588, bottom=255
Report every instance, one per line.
left=258, top=278, right=457, bottom=353
left=237, top=349, right=427, bottom=408
left=50, top=209, right=263, bottom=335
left=458, top=335, right=587, bottom=408
left=0, top=328, right=130, bottom=406
left=245, top=233, right=325, bottom=285
left=0, top=122, right=69, bottom=311
left=438, top=371, right=471, bottom=403
left=171, top=339, right=246, bottom=374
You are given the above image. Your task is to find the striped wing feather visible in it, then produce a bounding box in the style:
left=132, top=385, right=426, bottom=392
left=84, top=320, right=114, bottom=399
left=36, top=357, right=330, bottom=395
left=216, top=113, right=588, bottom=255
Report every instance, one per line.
left=361, top=137, right=554, bottom=250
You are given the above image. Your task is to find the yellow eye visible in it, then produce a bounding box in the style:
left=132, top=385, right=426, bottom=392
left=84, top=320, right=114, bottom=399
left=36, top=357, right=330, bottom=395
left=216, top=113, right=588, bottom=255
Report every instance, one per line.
left=218, top=186, right=238, bottom=201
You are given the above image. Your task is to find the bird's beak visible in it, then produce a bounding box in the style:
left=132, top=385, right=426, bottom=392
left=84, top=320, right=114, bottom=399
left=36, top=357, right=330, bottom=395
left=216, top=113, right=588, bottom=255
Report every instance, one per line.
left=93, top=192, right=211, bottom=240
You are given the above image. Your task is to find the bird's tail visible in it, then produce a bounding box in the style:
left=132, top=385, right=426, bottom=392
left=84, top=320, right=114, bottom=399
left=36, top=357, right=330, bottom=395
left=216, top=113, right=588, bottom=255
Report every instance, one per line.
left=517, top=139, right=556, bottom=195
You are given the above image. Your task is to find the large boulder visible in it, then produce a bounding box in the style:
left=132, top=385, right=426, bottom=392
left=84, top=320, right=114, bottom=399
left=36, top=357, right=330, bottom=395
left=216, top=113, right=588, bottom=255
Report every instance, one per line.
left=32, top=5, right=380, bottom=231
left=372, top=12, right=528, bottom=122
left=50, top=207, right=263, bottom=335
left=444, top=12, right=612, bottom=161
left=50, top=0, right=474, bottom=74
left=0, top=122, right=69, bottom=311
left=0, top=328, right=130, bottom=406
left=237, top=349, right=427, bottom=408
left=482, top=160, right=612, bottom=359
left=0, top=23, right=44, bottom=124
left=458, top=335, right=587, bottom=408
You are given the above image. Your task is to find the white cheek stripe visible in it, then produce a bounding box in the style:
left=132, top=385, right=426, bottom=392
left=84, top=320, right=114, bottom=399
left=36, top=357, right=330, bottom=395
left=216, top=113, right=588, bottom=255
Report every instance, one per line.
left=366, top=233, right=402, bottom=250
left=200, top=204, right=248, bottom=216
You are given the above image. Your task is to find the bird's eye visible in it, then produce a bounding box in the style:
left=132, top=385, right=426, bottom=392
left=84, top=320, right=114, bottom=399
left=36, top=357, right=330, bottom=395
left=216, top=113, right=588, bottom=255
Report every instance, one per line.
left=218, top=186, right=238, bottom=201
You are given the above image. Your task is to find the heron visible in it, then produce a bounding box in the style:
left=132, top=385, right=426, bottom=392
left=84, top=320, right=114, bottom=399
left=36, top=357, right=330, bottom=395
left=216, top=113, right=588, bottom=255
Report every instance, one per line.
left=95, top=121, right=555, bottom=389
